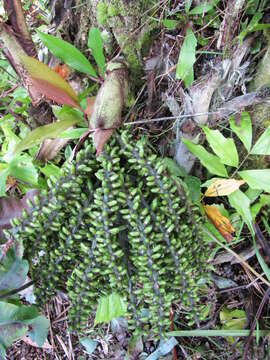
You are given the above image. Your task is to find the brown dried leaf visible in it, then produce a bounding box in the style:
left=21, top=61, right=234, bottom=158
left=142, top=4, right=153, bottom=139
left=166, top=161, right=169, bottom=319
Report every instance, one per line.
left=92, top=129, right=114, bottom=156
left=205, top=179, right=245, bottom=197
left=85, top=97, right=96, bottom=117
left=3, top=0, right=36, bottom=57
left=204, top=204, right=235, bottom=242
left=35, top=138, right=69, bottom=162
left=21, top=334, right=52, bottom=349
left=0, top=190, right=39, bottom=236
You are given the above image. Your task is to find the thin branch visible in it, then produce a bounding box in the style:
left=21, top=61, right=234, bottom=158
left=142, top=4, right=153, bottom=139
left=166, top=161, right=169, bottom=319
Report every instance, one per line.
left=0, top=280, right=34, bottom=299
left=124, top=111, right=221, bottom=125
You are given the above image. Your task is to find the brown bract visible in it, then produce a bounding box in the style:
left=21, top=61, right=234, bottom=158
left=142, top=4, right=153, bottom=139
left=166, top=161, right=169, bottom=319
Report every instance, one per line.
left=89, top=61, right=129, bottom=155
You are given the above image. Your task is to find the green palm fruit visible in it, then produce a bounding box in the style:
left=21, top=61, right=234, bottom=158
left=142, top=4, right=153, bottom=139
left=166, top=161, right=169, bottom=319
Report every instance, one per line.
left=4, top=129, right=209, bottom=338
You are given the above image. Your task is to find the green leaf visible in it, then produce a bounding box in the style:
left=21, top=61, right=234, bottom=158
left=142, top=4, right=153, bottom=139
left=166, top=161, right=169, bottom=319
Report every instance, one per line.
left=185, top=0, right=192, bottom=14
left=202, top=126, right=238, bottom=167
left=0, top=302, right=38, bottom=325
left=176, top=28, right=197, bottom=87
left=37, top=30, right=97, bottom=77
left=184, top=175, right=201, bottom=203
left=40, top=163, right=61, bottom=179
left=15, top=109, right=82, bottom=154
left=27, top=316, right=49, bottom=347
left=162, top=19, right=179, bottom=30
left=0, top=323, right=27, bottom=349
left=59, top=127, right=88, bottom=139
left=189, top=3, right=214, bottom=15
left=20, top=55, right=79, bottom=107
left=250, top=126, right=270, bottom=155
left=94, top=293, right=126, bottom=325
left=88, top=27, right=105, bottom=76
left=145, top=337, right=178, bottom=360
left=228, top=190, right=253, bottom=234
left=163, top=158, right=187, bottom=177
left=168, top=329, right=270, bottom=337
left=80, top=337, right=98, bottom=354
left=229, top=112, right=252, bottom=152
left=0, top=249, right=28, bottom=292
left=185, top=0, right=193, bottom=13
left=182, top=138, right=228, bottom=177
left=251, top=194, right=270, bottom=220
left=220, top=307, right=246, bottom=343
left=239, top=169, right=270, bottom=193
left=254, top=239, right=270, bottom=282
left=8, top=156, right=38, bottom=186
left=0, top=169, right=9, bottom=197
left=238, top=13, right=263, bottom=42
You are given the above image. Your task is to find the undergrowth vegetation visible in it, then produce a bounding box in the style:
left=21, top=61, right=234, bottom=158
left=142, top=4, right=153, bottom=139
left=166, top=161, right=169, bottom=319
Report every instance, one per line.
left=1, top=0, right=270, bottom=359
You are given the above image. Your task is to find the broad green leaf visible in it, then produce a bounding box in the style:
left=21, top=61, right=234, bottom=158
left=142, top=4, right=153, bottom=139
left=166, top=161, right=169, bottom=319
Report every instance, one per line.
left=0, top=302, right=38, bottom=325
left=80, top=337, right=98, bottom=354
left=250, top=126, right=270, bottom=155
left=37, top=31, right=97, bottom=77
left=59, top=127, right=88, bottom=139
left=163, top=157, right=187, bottom=178
left=220, top=307, right=246, bottom=343
left=0, top=169, right=9, bottom=197
left=94, top=293, right=126, bottom=325
left=0, top=323, right=27, bottom=349
left=0, top=249, right=28, bottom=291
left=15, top=110, right=82, bottom=153
left=189, top=3, right=214, bottom=15
left=0, top=301, right=46, bottom=352
left=182, top=138, right=228, bottom=177
left=40, top=163, right=61, bottom=179
left=20, top=55, right=79, bottom=107
left=251, top=194, right=270, bottom=220
left=229, top=112, right=252, bottom=152
left=88, top=27, right=105, bottom=76
left=176, top=28, right=197, bottom=87
left=202, top=126, right=238, bottom=167
left=185, top=175, right=201, bottom=203
left=162, top=19, right=179, bottom=30
left=27, top=316, right=49, bottom=347
left=8, top=156, right=38, bottom=186
left=239, top=169, right=270, bottom=193
left=228, top=190, right=253, bottom=234
left=145, top=337, right=178, bottom=360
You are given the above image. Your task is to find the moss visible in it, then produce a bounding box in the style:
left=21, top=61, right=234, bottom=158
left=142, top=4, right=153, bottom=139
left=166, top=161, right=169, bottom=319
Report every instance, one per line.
left=96, top=2, right=108, bottom=26
left=108, top=4, right=118, bottom=17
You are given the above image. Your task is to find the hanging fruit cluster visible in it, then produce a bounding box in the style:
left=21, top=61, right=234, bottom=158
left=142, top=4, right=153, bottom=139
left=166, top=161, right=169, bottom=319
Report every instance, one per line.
left=6, top=130, right=209, bottom=337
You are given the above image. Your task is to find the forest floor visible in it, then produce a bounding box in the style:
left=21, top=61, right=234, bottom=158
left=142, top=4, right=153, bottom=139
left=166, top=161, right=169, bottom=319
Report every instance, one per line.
left=1, top=0, right=270, bottom=359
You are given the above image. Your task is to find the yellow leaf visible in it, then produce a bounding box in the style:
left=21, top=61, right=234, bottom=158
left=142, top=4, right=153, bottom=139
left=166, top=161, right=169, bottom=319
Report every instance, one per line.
left=204, top=205, right=235, bottom=242
left=205, top=179, right=245, bottom=197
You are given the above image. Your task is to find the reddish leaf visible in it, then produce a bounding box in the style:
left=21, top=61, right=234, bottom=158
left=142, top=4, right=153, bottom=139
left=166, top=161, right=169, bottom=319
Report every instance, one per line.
left=85, top=97, right=96, bottom=117
left=20, top=55, right=79, bottom=107
left=92, top=129, right=114, bottom=156
left=31, top=78, right=79, bottom=108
